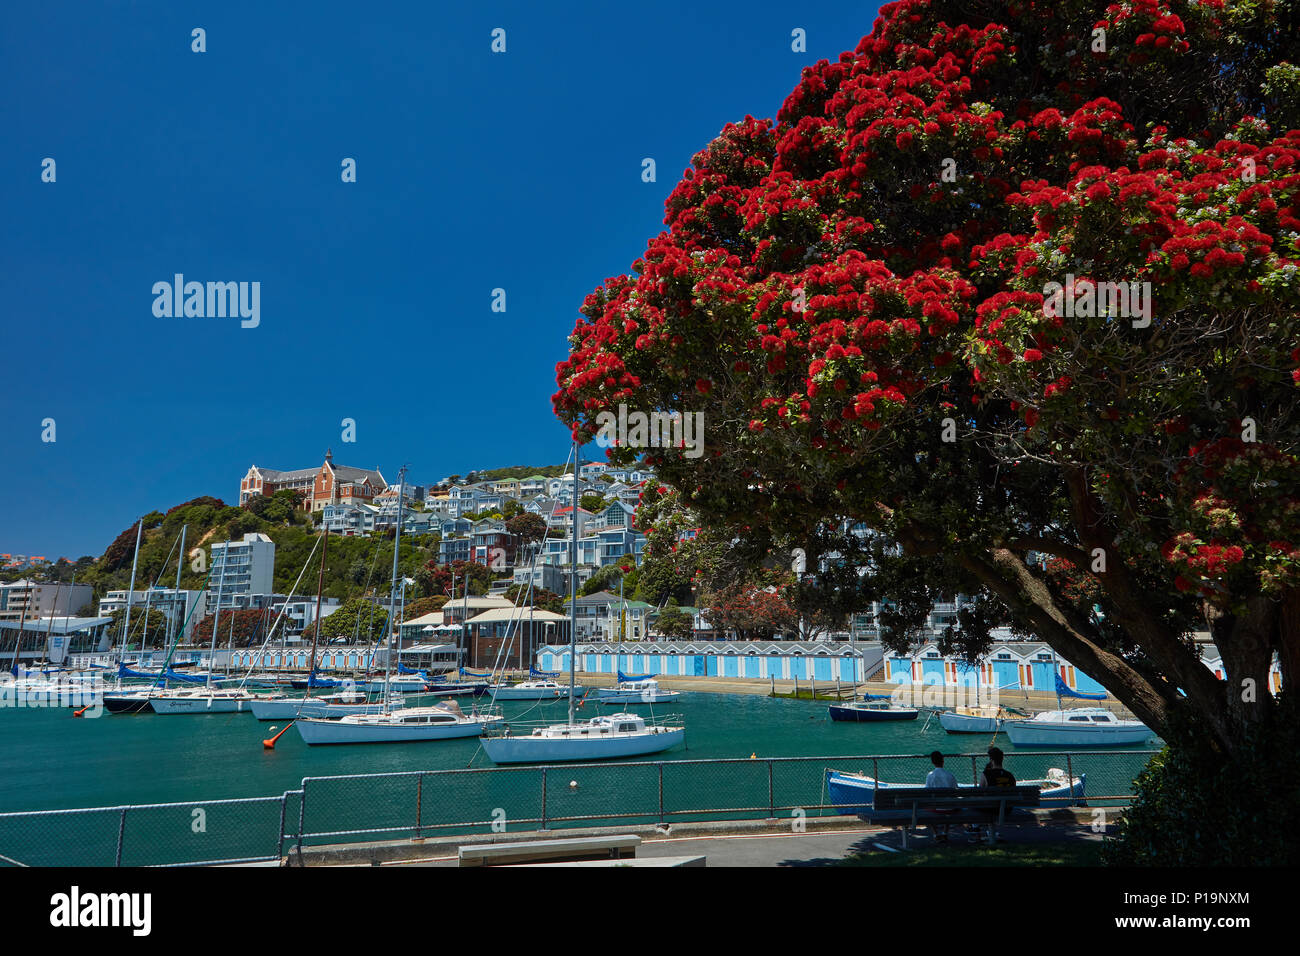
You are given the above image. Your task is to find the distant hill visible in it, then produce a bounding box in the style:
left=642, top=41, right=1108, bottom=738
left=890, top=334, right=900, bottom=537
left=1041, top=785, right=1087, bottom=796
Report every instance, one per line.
left=21, top=493, right=441, bottom=611
left=468, top=464, right=572, bottom=482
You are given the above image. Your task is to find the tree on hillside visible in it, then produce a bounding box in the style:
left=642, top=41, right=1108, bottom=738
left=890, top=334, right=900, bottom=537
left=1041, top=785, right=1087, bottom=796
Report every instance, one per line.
left=504, top=584, right=565, bottom=614
left=654, top=598, right=696, bottom=639
left=301, top=598, right=388, bottom=643
left=417, top=560, right=492, bottom=599
left=191, top=608, right=272, bottom=648
left=554, top=1, right=1300, bottom=862
left=506, top=512, right=547, bottom=544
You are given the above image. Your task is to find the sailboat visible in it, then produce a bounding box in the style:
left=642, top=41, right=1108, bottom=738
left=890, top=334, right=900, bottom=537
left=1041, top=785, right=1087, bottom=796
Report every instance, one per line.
left=479, top=442, right=685, bottom=764
left=147, top=534, right=259, bottom=714
left=1004, top=660, right=1150, bottom=746
left=295, top=467, right=504, bottom=745
left=250, top=530, right=388, bottom=720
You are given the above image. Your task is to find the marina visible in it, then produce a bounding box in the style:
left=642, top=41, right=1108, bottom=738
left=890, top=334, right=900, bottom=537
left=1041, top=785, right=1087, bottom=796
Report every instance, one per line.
left=0, top=684, right=1157, bottom=814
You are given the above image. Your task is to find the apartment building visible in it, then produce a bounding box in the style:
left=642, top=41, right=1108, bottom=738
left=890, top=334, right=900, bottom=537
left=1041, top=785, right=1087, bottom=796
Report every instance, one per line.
left=208, top=533, right=275, bottom=609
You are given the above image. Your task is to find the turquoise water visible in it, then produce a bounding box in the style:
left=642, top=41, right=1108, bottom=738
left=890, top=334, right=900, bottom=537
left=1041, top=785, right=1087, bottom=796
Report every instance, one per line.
left=0, top=692, right=1152, bottom=813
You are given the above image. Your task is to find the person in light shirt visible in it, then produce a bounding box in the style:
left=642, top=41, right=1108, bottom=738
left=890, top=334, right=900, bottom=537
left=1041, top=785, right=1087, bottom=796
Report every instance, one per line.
left=924, top=751, right=958, bottom=844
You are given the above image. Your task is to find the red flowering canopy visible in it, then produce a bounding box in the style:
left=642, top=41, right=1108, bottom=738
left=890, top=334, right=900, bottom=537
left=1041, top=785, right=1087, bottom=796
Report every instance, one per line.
left=554, top=0, right=1299, bottom=751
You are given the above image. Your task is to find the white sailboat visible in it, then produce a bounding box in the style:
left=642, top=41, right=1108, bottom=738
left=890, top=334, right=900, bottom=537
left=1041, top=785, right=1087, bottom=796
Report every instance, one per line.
left=480, top=442, right=685, bottom=764
left=294, top=467, right=503, bottom=745
left=1003, top=707, right=1151, bottom=746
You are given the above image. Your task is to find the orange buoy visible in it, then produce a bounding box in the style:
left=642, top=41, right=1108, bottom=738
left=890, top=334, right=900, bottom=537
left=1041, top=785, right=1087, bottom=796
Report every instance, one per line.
left=263, top=721, right=295, bottom=750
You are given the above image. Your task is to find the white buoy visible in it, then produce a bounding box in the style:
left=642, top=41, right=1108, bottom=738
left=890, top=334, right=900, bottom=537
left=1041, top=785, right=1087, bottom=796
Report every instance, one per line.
left=569, top=780, right=578, bottom=789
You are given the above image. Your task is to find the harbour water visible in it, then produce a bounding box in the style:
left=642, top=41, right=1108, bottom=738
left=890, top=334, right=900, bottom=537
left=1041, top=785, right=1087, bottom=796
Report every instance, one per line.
left=0, top=690, right=1157, bottom=814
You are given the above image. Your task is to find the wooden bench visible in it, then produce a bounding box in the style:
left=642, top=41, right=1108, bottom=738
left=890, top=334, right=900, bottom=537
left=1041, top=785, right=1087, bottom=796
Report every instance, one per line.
left=458, top=834, right=641, bottom=867
left=868, top=787, right=1042, bottom=848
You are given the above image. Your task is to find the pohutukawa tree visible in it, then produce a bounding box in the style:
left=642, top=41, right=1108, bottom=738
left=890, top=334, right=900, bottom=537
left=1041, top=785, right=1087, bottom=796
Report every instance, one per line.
left=554, top=0, right=1300, bottom=773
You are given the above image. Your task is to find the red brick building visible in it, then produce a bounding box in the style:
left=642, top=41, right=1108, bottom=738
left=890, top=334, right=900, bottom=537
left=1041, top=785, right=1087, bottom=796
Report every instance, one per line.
left=239, top=450, right=387, bottom=511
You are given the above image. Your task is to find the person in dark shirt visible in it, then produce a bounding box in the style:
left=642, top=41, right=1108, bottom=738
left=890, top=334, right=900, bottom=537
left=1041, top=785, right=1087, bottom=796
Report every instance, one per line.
left=980, top=746, right=1017, bottom=788
left=974, top=746, right=1017, bottom=844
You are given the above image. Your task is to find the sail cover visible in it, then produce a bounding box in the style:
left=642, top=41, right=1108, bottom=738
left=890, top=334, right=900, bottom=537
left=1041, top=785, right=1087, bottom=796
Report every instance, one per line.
left=459, top=668, right=491, bottom=679
left=617, top=670, right=657, bottom=683
left=529, top=666, right=559, bottom=678
left=1055, top=673, right=1106, bottom=700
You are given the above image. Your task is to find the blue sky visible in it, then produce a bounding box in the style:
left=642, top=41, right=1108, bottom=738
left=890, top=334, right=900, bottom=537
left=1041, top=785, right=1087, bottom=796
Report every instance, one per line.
left=0, top=1, right=882, bottom=558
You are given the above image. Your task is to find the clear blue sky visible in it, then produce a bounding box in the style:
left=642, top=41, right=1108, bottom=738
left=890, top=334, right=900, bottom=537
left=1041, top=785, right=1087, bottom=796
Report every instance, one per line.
left=0, top=1, right=881, bottom=559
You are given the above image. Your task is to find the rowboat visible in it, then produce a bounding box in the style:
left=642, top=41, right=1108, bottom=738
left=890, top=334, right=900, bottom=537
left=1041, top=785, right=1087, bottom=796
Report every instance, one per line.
left=826, top=766, right=1087, bottom=814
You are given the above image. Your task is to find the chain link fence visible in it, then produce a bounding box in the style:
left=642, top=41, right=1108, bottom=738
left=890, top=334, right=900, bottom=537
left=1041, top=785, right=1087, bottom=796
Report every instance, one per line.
left=0, top=750, right=1155, bottom=865
left=0, top=795, right=292, bottom=867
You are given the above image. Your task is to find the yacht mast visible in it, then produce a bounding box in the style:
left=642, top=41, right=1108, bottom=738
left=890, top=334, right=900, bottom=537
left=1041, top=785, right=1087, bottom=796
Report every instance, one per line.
left=307, top=527, right=330, bottom=699
left=121, top=518, right=143, bottom=663
left=382, top=468, right=406, bottom=714
left=207, top=539, right=228, bottom=692
left=567, top=441, right=578, bottom=725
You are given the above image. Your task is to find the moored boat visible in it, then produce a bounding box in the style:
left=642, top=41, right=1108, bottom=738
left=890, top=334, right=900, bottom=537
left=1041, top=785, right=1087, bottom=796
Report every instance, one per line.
left=938, top=705, right=1027, bottom=734
left=480, top=712, right=685, bottom=764
left=826, top=766, right=1087, bottom=813
left=295, top=700, right=502, bottom=744
left=490, top=679, right=584, bottom=701
left=1003, top=707, right=1151, bottom=747
left=594, top=677, right=680, bottom=704
left=828, top=700, right=918, bottom=722
left=147, top=688, right=259, bottom=714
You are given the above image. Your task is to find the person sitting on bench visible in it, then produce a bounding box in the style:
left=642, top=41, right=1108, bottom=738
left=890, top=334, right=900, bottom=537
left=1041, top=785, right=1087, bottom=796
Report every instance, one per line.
left=974, top=746, right=1017, bottom=844
left=924, top=750, right=958, bottom=844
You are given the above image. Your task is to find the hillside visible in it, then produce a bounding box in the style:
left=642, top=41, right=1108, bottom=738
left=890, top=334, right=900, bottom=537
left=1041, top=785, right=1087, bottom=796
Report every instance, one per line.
left=28, top=494, right=443, bottom=613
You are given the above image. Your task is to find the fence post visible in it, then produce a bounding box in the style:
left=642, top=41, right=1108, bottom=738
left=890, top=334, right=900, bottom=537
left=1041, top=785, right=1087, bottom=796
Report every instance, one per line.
left=115, top=808, right=126, bottom=867
left=297, top=783, right=307, bottom=863
left=414, top=773, right=424, bottom=841
left=768, top=760, right=775, bottom=818
left=540, top=768, right=548, bottom=831
left=1066, top=755, right=1075, bottom=807
left=658, top=763, right=665, bottom=825
left=277, top=793, right=288, bottom=862
left=971, top=755, right=979, bottom=785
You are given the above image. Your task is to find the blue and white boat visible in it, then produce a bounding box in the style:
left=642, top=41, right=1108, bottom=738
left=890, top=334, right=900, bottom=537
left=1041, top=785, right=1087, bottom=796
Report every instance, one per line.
left=595, top=675, right=680, bottom=704
left=1004, top=708, right=1151, bottom=747
left=826, top=766, right=1087, bottom=815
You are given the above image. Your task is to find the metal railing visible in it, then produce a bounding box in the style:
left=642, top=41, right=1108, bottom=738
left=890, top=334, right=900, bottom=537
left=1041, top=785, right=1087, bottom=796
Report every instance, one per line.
left=0, top=750, right=1155, bottom=866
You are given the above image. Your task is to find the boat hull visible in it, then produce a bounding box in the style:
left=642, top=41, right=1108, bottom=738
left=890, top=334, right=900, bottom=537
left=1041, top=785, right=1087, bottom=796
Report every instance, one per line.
left=938, top=711, right=1005, bottom=733
left=480, top=727, right=685, bottom=764
left=594, top=691, right=680, bottom=704
left=103, top=693, right=158, bottom=714
left=1003, top=721, right=1151, bottom=747
left=249, top=697, right=386, bottom=720
left=294, top=713, right=500, bottom=744
left=826, top=770, right=1087, bottom=815
left=148, top=695, right=256, bottom=714
left=828, top=704, right=918, bottom=722
left=490, top=685, right=584, bottom=700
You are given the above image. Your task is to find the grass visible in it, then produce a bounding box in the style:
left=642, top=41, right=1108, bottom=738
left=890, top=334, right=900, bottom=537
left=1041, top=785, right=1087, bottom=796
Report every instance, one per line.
left=839, top=839, right=1105, bottom=867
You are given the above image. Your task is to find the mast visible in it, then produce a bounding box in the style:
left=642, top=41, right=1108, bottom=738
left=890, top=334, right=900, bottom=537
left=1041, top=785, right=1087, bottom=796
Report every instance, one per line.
left=9, top=594, right=30, bottom=677
left=172, top=525, right=187, bottom=653
left=307, top=527, right=330, bottom=699
left=121, top=518, right=143, bottom=664
left=383, top=468, right=406, bottom=713
left=567, top=440, right=578, bottom=725
left=207, top=538, right=228, bottom=692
